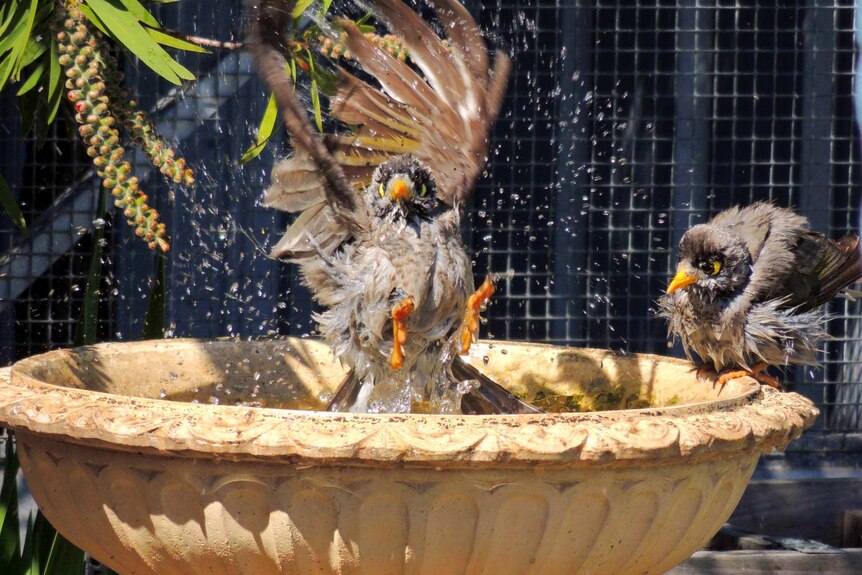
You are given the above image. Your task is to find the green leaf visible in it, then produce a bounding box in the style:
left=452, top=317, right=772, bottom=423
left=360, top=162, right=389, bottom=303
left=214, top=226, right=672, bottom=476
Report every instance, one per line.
left=0, top=6, right=31, bottom=91
left=240, top=92, right=280, bottom=164
left=0, top=438, right=21, bottom=572
left=75, top=192, right=106, bottom=346
left=145, top=26, right=211, bottom=54
left=46, top=38, right=60, bottom=105
left=45, top=78, right=62, bottom=127
left=310, top=80, right=323, bottom=132
left=142, top=253, right=166, bottom=339
left=0, top=2, right=24, bottom=53
left=20, top=512, right=34, bottom=575
left=31, top=511, right=52, bottom=575
left=0, top=57, right=15, bottom=94
left=118, top=0, right=159, bottom=27
left=19, top=38, right=46, bottom=69
left=78, top=4, right=110, bottom=36
left=355, top=12, right=375, bottom=33
left=304, top=49, right=324, bottom=132
left=42, top=528, right=85, bottom=575
left=0, top=172, right=26, bottom=231
left=290, top=0, right=315, bottom=19
left=15, top=59, right=44, bottom=95
left=84, top=0, right=195, bottom=84
left=0, top=1, right=14, bottom=38
left=321, top=0, right=333, bottom=15
left=9, top=0, right=38, bottom=82
left=18, top=84, right=39, bottom=139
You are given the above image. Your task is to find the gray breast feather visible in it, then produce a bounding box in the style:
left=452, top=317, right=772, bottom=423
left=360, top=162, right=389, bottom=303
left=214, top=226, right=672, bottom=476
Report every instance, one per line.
left=658, top=291, right=827, bottom=369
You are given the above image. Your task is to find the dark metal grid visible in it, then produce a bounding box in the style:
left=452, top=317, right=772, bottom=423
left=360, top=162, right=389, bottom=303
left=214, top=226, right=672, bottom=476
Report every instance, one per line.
left=0, top=0, right=859, bottom=451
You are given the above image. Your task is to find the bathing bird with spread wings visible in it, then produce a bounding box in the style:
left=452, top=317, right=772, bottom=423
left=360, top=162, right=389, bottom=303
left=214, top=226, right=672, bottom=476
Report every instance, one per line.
left=247, top=0, right=540, bottom=413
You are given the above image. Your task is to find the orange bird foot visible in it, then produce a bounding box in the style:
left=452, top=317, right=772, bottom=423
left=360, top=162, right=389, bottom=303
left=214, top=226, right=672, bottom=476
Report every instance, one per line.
left=459, top=276, right=497, bottom=355
left=390, top=296, right=415, bottom=371
left=693, top=362, right=716, bottom=381
left=715, top=362, right=782, bottom=390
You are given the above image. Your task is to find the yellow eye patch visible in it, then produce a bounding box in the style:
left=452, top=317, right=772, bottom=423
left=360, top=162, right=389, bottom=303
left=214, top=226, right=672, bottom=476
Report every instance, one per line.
left=378, top=183, right=385, bottom=197
left=419, top=183, right=427, bottom=197
left=711, top=261, right=721, bottom=275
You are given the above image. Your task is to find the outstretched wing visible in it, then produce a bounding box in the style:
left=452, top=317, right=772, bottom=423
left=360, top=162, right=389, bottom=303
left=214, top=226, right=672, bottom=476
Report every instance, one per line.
left=249, top=0, right=367, bottom=261
left=782, top=232, right=862, bottom=313
left=264, top=0, right=511, bottom=249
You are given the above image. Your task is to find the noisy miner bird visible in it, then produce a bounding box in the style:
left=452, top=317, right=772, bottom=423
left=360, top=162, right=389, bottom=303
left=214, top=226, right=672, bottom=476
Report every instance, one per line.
left=248, top=0, right=540, bottom=413
left=658, top=202, right=862, bottom=388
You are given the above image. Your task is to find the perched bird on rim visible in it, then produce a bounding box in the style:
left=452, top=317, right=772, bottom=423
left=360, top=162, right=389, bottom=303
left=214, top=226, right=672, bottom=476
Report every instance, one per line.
left=658, top=202, right=862, bottom=388
left=248, top=0, right=540, bottom=413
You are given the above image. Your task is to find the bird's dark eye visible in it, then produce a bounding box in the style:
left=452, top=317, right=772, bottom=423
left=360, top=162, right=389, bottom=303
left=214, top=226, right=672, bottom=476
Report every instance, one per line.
left=699, top=256, right=722, bottom=276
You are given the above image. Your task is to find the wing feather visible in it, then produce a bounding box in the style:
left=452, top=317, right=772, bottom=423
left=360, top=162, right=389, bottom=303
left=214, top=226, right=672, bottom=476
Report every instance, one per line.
left=265, top=0, right=510, bottom=254
left=270, top=201, right=349, bottom=261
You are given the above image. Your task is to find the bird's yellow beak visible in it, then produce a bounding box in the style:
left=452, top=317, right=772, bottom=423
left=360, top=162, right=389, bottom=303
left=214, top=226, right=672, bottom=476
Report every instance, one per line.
left=666, top=268, right=698, bottom=294
left=389, top=178, right=410, bottom=202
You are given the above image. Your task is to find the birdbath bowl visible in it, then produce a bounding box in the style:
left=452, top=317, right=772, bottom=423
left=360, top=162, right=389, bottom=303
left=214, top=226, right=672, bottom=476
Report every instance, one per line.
left=0, top=338, right=817, bottom=575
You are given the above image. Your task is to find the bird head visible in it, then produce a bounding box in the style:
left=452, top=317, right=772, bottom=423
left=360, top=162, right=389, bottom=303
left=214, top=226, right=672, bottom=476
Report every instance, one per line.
left=369, top=155, right=439, bottom=217
left=667, top=225, right=752, bottom=296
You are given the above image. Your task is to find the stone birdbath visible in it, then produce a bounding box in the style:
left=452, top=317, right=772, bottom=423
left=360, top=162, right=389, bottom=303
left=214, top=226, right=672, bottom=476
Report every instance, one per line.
left=0, top=338, right=817, bottom=574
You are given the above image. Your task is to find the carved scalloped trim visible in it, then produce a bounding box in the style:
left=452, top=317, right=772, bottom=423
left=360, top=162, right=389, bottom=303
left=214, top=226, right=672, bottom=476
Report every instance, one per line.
left=0, top=353, right=818, bottom=468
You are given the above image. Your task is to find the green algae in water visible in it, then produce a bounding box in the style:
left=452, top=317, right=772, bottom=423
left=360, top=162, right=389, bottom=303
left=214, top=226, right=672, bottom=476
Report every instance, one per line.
left=521, top=383, right=653, bottom=413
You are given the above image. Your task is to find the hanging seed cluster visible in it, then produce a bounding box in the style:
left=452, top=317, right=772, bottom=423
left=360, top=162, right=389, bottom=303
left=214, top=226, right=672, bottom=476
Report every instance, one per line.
left=317, top=33, right=408, bottom=62
left=55, top=4, right=192, bottom=252
left=98, top=48, right=194, bottom=187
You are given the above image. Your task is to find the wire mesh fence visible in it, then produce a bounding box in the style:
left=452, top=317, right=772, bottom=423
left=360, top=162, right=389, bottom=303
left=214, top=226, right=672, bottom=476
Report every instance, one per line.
left=0, top=0, right=860, bottom=454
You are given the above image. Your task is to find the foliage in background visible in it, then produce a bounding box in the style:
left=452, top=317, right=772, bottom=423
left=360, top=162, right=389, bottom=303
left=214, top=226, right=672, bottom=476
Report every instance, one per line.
left=0, top=0, right=201, bottom=251
left=1, top=437, right=85, bottom=574
left=240, top=9, right=410, bottom=163
left=0, top=0, right=407, bottom=242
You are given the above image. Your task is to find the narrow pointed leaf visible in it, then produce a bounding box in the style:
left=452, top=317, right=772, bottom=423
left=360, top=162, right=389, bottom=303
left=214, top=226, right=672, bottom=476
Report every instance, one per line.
left=291, top=0, right=314, bottom=19
left=0, top=438, right=21, bottom=571
left=20, top=512, right=34, bottom=575
left=142, top=253, right=166, bottom=339
left=75, top=192, right=106, bottom=346
left=118, top=0, right=159, bottom=27
left=20, top=38, right=46, bottom=69
left=84, top=0, right=195, bottom=84
left=0, top=172, right=26, bottom=230
left=47, top=38, right=60, bottom=103
left=310, top=79, right=323, bottom=132
left=145, top=26, right=211, bottom=54
left=10, top=0, right=38, bottom=81
left=42, top=529, right=85, bottom=575
left=0, top=1, right=16, bottom=39
left=304, top=49, right=324, bottom=132
left=240, top=92, right=280, bottom=164
left=78, top=4, right=110, bottom=36
left=15, top=59, right=45, bottom=95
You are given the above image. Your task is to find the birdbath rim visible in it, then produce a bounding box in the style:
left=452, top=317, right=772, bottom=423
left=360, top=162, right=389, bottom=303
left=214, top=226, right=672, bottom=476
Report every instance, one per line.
left=0, top=338, right=818, bottom=469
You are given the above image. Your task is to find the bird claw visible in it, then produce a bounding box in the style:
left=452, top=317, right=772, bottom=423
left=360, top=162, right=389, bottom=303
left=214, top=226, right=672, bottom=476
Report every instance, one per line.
left=694, top=362, right=716, bottom=381
left=390, top=296, right=415, bottom=371
left=714, top=362, right=782, bottom=390
left=459, top=276, right=496, bottom=354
